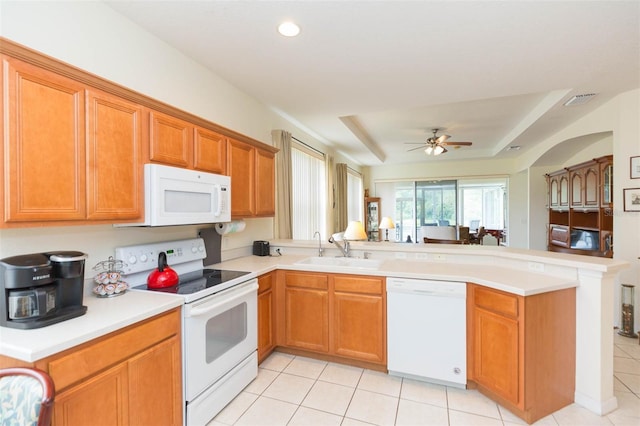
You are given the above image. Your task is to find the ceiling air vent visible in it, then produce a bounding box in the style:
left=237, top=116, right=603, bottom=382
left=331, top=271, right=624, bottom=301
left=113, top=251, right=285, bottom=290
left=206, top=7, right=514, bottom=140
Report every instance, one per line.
left=564, top=93, right=597, bottom=106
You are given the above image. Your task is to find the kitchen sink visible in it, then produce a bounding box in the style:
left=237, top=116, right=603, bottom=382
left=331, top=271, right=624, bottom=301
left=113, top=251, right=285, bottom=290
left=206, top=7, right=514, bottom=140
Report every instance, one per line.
left=294, top=256, right=383, bottom=270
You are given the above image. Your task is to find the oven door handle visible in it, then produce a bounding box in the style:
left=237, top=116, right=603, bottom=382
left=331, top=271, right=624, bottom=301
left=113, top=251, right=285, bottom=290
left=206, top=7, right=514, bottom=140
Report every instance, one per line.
left=185, top=280, right=257, bottom=318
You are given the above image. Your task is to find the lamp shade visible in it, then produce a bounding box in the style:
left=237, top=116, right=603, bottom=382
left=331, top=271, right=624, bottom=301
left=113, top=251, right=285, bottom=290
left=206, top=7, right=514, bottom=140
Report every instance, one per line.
left=379, top=217, right=395, bottom=230
left=343, top=221, right=367, bottom=240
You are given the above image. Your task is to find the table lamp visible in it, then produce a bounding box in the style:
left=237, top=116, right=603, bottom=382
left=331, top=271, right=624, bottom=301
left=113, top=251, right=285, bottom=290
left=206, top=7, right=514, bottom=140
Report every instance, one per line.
left=379, top=217, right=395, bottom=241
left=343, top=221, right=367, bottom=241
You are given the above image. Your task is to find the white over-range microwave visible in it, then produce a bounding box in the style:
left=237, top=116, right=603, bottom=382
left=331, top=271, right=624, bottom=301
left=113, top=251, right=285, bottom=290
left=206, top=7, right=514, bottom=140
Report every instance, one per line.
left=118, top=164, right=231, bottom=227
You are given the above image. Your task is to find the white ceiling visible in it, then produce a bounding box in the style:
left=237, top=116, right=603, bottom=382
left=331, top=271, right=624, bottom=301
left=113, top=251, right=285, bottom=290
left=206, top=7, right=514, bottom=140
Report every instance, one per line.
left=105, top=0, right=640, bottom=166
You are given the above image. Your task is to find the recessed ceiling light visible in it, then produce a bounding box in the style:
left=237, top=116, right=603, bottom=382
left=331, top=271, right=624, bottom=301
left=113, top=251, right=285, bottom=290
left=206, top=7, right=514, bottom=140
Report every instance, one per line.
left=278, top=21, right=300, bottom=37
left=507, top=145, right=521, bottom=151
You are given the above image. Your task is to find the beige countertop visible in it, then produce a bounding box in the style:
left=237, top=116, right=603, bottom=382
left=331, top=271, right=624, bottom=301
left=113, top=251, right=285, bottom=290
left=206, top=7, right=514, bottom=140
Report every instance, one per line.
left=0, top=289, right=183, bottom=362
left=1, top=249, right=584, bottom=363
left=211, top=254, right=579, bottom=296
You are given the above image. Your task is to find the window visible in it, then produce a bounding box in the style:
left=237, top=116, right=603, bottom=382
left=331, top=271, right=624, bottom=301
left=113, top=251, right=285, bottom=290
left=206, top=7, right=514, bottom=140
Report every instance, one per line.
left=379, top=177, right=507, bottom=243
left=291, top=141, right=326, bottom=239
left=347, top=169, right=363, bottom=222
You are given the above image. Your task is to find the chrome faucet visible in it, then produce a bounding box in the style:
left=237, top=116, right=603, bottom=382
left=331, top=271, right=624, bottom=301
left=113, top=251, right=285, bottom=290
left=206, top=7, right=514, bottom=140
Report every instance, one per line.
left=328, top=236, right=350, bottom=257
left=313, top=231, right=324, bottom=257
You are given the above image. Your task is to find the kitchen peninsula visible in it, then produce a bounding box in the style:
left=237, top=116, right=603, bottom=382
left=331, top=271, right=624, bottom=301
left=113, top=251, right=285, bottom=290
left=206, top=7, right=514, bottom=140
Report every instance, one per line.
left=218, top=240, right=628, bottom=423
left=0, top=241, right=627, bottom=424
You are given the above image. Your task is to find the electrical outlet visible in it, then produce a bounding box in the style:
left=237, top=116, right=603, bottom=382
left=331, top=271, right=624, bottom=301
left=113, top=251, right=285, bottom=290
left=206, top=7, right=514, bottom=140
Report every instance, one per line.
left=528, top=261, right=545, bottom=272
left=395, top=252, right=407, bottom=259
left=415, top=252, right=428, bottom=260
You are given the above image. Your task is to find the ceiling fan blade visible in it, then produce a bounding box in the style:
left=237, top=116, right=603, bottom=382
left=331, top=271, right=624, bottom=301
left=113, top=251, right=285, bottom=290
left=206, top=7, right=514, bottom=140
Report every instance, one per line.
left=404, top=142, right=427, bottom=145
left=443, top=141, right=473, bottom=146
left=436, top=134, right=451, bottom=144
left=406, top=145, right=427, bottom=152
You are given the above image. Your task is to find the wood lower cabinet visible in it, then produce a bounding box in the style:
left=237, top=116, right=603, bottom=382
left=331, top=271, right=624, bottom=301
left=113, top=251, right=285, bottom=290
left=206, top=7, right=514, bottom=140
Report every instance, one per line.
left=258, top=271, right=276, bottom=362
left=40, top=308, right=182, bottom=426
left=467, top=284, right=575, bottom=424
left=332, top=275, right=386, bottom=364
left=283, top=272, right=330, bottom=352
left=277, top=271, right=386, bottom=367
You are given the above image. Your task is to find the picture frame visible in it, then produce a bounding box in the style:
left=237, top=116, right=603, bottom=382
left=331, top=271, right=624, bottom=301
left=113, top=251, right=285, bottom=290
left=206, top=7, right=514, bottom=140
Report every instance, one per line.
left=623, top=188, right=640, bottom=212
left=631, top=156, right=640, bottom=179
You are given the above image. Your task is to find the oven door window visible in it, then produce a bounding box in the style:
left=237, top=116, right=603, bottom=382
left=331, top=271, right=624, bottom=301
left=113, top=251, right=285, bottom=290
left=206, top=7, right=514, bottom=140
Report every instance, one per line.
left=205, top=302, right=247, bottom=363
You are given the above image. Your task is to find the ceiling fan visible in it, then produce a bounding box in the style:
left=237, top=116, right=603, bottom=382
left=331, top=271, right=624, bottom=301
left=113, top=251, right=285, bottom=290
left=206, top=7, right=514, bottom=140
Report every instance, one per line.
left=406, top=129, right=473, bottom=156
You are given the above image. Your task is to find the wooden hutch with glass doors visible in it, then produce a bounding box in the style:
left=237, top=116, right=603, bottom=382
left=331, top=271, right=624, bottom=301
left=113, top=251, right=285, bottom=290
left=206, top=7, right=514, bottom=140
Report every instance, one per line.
left=546, top=155, right=613, bottom=258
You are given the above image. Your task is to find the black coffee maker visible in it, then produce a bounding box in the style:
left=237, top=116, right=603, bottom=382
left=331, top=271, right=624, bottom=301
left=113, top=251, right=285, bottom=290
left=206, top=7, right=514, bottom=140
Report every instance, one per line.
left=0, top=251, right=88, bottom=329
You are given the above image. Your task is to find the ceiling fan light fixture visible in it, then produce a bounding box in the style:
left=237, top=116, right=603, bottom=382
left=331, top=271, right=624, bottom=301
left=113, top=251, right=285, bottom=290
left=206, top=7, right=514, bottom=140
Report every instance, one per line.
left=424, top=146, right=434, bottom=155
left=433, top=145, right=445, bottom=155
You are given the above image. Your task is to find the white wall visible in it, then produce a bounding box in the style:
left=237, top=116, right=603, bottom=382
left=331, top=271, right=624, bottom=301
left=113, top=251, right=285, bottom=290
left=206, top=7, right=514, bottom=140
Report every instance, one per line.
left=508, top=170, right=528, bottom=248
left=0, top=1, right=354, bottom=265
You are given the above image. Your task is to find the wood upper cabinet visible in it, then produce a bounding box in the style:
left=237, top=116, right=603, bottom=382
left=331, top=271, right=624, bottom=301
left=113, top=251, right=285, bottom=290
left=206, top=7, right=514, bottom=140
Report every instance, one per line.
left=332, top=275, right=386, bottom=364
left=255, top=148, right=276, bottom=216
left=3, top=55, right=87, bottom=222
left=258, top=271, right=276, bottom=363
left=149, top=110, right=193, bottom=168
left=599, top=157, right=613, bottom=208
left=86, top=89, right=143, bottom=220
left=227, top=139, right=276, bottom=218
left=468, top=284, right=576, bottom=424
left=149, top=112, right=227, bottom=174
left=228, top=138, right=256, bottom=217
left=569, top=161, right=599, bottom=208
left=194, top=126, right=227, bottom=174
left=2, top=56, right=143, bottom=225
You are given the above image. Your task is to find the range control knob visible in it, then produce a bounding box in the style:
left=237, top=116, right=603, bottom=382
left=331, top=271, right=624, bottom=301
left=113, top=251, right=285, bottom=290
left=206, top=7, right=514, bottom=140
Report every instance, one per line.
left=128, top=255, right=137, bottom=265
left=191, top=246, right=198, bottom=253
left=198, top=245, right=205, bottom=252
left=140, top=254, right=148, bottom=262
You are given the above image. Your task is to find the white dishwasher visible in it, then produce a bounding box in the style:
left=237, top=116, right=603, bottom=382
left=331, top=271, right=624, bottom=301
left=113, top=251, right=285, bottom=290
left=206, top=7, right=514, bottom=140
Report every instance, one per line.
left=387, top=277, right=467, bottom=388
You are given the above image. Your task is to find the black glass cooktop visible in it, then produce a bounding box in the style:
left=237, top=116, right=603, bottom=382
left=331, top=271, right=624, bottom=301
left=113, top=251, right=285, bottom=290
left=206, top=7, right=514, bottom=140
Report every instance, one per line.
left=134, top=268, right=250, bottom=295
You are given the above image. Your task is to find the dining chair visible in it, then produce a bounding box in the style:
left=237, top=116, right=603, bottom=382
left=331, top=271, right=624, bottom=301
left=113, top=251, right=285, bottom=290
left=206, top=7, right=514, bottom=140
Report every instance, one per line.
left=469, top=226, right=487, bottom=244
left=0, top=367, right=55, bottom=426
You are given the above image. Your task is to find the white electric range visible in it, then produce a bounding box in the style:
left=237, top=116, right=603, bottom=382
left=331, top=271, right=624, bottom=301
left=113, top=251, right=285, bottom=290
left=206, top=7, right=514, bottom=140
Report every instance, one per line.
left=116, top=238, right=258, bottom=426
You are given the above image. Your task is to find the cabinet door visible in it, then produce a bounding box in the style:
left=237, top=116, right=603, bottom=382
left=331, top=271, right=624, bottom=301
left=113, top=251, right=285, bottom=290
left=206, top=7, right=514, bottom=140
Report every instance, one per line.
left=600, top=161, right=613, bottom=207
left=258, top=272, right=275, bottom=362
left=255, top=148, right=275, bottom=216
left=584, top=167, right=599, bottom=207
left=473, top=308, right=520, bottom=405
left=86, top=89, right=143, bottom=220
left=53, top=363, right=128, bottom=426
left=559, top=175, right=569, bottom=207
left=4, top=57, right=86, bottom=222
left=548, top=177, right=559, bottom=207
left=570, top=171, right=582, bottom=207
left=228, top=139, right=255, bottom=217
left=128, top=336, right=182, bottom=426
left=332, top=291, right=385, bottom=363
left=149, top=110, right=193, bottom=168
left=285, top=287, right=329, bottom=352
left=194, top=126, right=226, bottom=174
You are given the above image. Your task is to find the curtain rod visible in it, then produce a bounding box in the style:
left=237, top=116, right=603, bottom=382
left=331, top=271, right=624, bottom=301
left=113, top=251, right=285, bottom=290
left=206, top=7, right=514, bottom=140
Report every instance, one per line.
left=292, top=136, right=325, bottom=157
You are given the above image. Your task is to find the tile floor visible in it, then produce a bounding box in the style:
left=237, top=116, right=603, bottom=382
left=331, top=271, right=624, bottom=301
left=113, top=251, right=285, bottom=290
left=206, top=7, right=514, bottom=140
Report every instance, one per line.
left=209, top=333, right=639, bottom=426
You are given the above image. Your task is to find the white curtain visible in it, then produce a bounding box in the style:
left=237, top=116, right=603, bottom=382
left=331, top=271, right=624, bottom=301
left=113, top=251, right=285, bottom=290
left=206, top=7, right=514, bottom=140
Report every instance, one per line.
left=335, top=163, right=348, bottom=233
left=271, top=129, right=292, bottom=239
